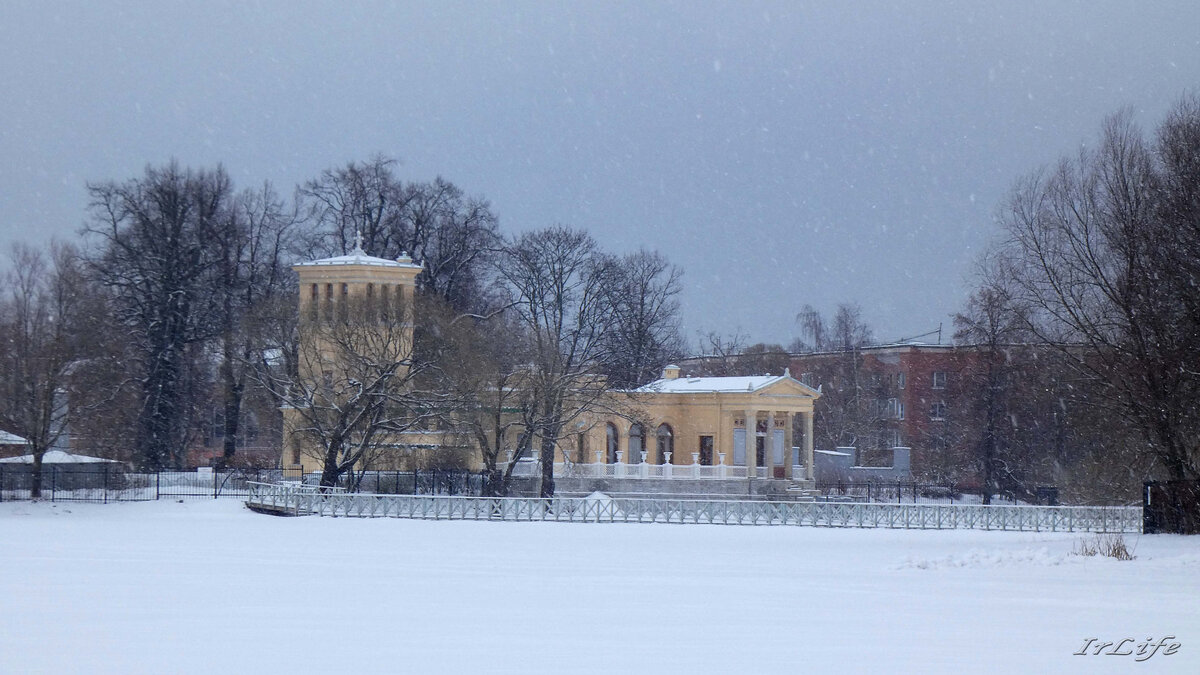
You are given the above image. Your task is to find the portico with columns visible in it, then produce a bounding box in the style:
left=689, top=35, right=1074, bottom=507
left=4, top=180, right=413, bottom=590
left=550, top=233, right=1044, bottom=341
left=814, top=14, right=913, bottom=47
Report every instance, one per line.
left=565, top=366, right=821, bottom=487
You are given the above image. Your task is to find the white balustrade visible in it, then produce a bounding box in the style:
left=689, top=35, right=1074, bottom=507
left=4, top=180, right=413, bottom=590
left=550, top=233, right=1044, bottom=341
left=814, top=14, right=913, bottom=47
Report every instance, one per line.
left=246, top=482, right=1143, bottom=532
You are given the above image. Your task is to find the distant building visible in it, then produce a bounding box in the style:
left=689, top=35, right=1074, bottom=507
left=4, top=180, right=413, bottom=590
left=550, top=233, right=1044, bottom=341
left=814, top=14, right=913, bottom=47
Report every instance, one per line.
left=680, top=343, right=987, bottom=483
left=0, top=430, right=31, bottom=459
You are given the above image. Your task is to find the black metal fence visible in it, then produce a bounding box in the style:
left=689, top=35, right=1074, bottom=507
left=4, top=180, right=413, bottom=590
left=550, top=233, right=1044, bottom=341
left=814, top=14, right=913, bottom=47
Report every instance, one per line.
left=335, top=469, right=485, bottom=496
left=0, top=466, right=490, bottom=503
left=1143, top=479, right=1200, bottom=534
left=0, top=466, right=306, bottom=503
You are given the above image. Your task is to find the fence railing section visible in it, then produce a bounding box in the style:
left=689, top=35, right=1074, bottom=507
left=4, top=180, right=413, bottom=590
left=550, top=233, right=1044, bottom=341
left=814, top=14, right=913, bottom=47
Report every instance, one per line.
left=245, top=482, right=1141, bottom=532
left=0, top=466, right=491, bottom=503
left=506, top=460, right=786, bottom=480
left=0, top=467, right=304, bottom=502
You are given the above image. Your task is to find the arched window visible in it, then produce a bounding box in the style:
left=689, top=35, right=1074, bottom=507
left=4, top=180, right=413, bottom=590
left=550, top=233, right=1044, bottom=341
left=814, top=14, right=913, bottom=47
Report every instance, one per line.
left=629, top=423, right=645, bottom=463
left=605, top=423, right=619, bottom=464
left=656, top=423, right=674, bottom=464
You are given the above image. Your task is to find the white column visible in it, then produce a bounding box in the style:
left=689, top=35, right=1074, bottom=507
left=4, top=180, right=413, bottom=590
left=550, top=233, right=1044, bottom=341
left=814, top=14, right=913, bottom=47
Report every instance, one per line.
left=744, top=408, right=758, bottom=480
left=804, top=411, right=815, bottom=481
left=784, top=412, right=795, bottom=480
left=765, top=411, right=776, bottom=479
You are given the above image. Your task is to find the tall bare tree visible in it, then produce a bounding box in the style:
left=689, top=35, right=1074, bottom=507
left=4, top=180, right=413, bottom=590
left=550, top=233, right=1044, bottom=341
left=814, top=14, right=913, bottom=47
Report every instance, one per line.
left=953, top=274, right=1030, bottom=503
left=85, top=163, right=236, bottom=469
left=498, top=226, right=620, bottom=498
left=0, top=242, right=92, bottom=497
left=600, top=249, right=685, bottom=387
left=299, top=156, right=500, bottom=312
left=422, top=297, right=539, bottom=496
left=790, top=303, right=880, bottom=454
left=995, top=99, right=1200, bottom=480
left=209, top=183, right=296, bottom=466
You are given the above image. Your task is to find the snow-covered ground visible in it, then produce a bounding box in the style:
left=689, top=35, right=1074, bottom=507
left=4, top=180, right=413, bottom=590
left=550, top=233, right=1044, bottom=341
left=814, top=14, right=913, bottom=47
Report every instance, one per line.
left=1, top=499, right=1196, bottom=674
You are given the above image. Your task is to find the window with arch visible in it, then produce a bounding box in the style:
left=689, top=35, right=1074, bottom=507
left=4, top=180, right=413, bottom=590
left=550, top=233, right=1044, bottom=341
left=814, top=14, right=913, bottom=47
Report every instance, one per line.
left=605, top=422, right=619, bottom=464
left=628, top=423, right=645, bottom=462
left=656, top=423, right=674, bottom=464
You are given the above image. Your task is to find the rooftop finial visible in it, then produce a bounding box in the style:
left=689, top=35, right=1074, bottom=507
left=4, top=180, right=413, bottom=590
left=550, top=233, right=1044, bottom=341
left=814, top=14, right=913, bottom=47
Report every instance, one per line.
left=354, top=229, right=365, bottom=253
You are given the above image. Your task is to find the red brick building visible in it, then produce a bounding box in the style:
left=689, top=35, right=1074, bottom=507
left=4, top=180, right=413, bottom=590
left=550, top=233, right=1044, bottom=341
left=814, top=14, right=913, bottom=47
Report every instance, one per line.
left=784, top=344, right=981, bottom=479
left=681, top=343, right=987, bottom=482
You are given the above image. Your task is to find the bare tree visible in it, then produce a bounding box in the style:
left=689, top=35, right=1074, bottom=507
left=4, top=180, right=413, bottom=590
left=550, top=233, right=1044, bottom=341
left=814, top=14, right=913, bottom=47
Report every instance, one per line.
left=953, top=272, right=1030, bottom=503
left=84, top=163, right=234, bottom=469
left=739, top=343, right=792, bottom=375
left=996, top=100, right=1200, bottom=480
left=209, top=183, right=296, bottom=466
left=259, top=295, right=438, bottom=489
left=600, top=249, right=686, bottom=387
left=692, top=330, right=749, bottom=376
left=498, top=226, right=621, bottom=497
left=789, top=303, right=880, bottom=454
left=793, top=303, right=875, bottom=352
left=0, top=242, right=92, bottom=497
left=422, top=297, right=539, bottom=496
left=299, top=156, right=501, bottom=312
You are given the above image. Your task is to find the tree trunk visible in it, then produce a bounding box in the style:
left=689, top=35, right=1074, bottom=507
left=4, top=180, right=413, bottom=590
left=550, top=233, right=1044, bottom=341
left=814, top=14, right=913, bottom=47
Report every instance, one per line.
left=30, top=452, right=43, bottom=500
left=218, top=336, right=244, bottom=468
left=319, top=440, right=343, bottom=489
left=483, top=467, right=506, bottom=497
left=538, top=430, right=557, bottom=499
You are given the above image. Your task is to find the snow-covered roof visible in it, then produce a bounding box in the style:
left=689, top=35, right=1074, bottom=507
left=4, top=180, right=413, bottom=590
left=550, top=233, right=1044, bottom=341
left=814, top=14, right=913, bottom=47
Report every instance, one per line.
left=296, top=242, right=422, bottom=270
left=0, top=450, right=121, bottom=464
left=638, top=374, right=797, bottom=394
left=0, top=430, right=30, bottom=445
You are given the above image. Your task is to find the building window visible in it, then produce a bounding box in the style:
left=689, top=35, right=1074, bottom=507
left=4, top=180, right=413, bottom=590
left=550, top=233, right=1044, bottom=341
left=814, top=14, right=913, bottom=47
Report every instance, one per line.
left=656, top=423, right=673, bottom=464
left=930, top=401, right=947, bottom=421
left=889, top=429, right=902, bottom=448
left=699, top=435, right=714, bottom=465
left=897, top=372, right=906, bottom=389
left=605, top=423, right=619, bottom=463
left=629, top=423, right=645, bottom=462
left=291, top=438, right=302, bottom=466
left=800, top=372, right=814, bottom=387
left=897, top=402, right=905, bottom=420
left=932, top=371, right=947, bottom=389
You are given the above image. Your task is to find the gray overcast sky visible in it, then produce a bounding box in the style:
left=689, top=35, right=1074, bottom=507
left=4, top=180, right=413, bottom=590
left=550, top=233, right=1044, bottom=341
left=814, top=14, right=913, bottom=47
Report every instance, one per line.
left=2, top=1, right=1198, bottom=346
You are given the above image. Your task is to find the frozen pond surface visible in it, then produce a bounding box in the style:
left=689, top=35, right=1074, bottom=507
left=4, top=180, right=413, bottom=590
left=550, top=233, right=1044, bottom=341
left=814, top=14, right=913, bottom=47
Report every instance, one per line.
left=1, top=499, right=1196, bottom=674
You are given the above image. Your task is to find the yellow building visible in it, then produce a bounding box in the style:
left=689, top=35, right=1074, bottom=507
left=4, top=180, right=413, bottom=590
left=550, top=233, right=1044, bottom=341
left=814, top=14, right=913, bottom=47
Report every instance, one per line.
left=591, top=367, right=819, bottom=480
left=281, top=245, right=820, bottom=488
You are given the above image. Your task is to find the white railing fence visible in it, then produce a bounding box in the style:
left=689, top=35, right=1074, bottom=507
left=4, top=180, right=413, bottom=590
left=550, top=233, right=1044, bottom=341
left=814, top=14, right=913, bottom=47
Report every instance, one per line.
left=246, top=483, right=1141, bottom=532
left=503, top=460, right=792, bottom=480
